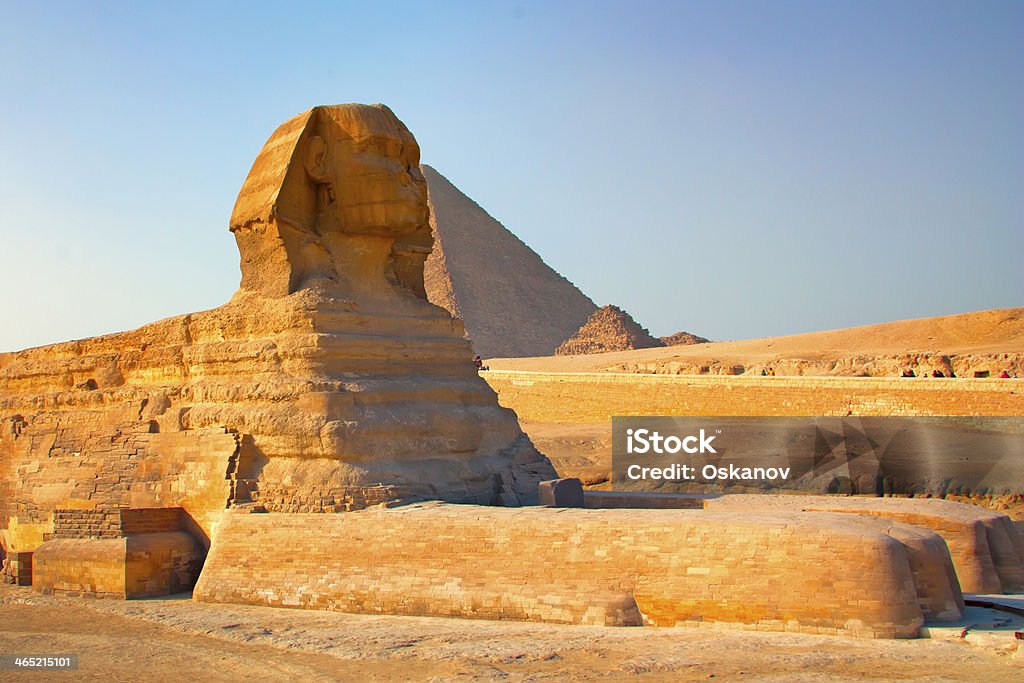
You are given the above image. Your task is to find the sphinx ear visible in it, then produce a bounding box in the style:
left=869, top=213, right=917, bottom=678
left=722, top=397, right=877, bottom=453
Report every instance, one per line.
left=304, top=135, right=330, bottom=183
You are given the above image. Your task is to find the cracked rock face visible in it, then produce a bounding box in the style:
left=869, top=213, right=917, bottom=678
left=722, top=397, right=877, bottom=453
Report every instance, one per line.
left=0, top=104, right=556, bottom=552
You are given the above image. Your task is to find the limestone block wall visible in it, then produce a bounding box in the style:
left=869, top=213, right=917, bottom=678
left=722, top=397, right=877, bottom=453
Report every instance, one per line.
left=32, top=533, right=201, bottom=599
left=46, top=509, right=128, bottom=540
left=194, top=503, right=962, bottom=638
left=32, top=538, right=129, bottom=597
left=31, top=507, right=203, bottom=598
left=702, top=495, right=1024, bottom=594
left=0, top=418, right=240, bottom=552
left=583, top=490, right=706, bottom=509
left=124, top=532, right=203, bottom=598
left=482, top=372, right=1024, bottom=421
left=45, top=507, right=187, bottom=540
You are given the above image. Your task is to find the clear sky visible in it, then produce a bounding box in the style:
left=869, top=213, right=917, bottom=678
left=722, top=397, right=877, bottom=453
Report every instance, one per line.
left=1, top=1, right=1020, bottom=352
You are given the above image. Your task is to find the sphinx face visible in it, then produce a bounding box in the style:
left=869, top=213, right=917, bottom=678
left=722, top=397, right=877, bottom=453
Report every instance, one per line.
left=324, top=108, right=429, bottom=237
left=230, top=104, right=434, bottom=297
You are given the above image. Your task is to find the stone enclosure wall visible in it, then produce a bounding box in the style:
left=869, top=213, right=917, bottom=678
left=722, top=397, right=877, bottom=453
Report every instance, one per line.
left=573, top=488, right=1024, bottom=597
left=483, top=372, right=1024, bottom=421
left=483, top=372, right=1024, bottom=491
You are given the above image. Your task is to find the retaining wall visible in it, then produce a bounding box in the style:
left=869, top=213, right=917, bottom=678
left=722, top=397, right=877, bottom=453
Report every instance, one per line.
left=482, top=372, right=1024, bottom=421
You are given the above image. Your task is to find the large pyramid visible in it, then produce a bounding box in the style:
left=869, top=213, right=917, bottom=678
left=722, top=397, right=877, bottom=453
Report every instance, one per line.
left=423, top=165, right=598, bottom=358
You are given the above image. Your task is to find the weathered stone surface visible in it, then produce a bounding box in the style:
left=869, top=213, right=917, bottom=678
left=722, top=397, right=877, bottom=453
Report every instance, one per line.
left=702, top=494, right=1024, bottom=594
left=422, top=166, right=598, bottom=358
left=32, top=507, right=203, bottom=598
left=537, top=478, right=584, bottom=507
left=1, top=550, right=32, bottom=586
left=0, top=104, right=556, bottom=557
left=193, top=503, right=960, bottom=637
left=556, top=305, right=665, bottom=356
left=610, top=352, right=1024, bottom=378
left=33, top=532, right=201, bottom=599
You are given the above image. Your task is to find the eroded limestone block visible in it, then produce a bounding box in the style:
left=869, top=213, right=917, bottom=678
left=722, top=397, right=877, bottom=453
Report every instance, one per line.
left=30, top=507, right=203, bottom=598
left=538, top=477, right=584, bottom=507
left=1, top=550, right=32, bottom=586
left=33, top=532, right=201, bottom=599
left=194, top=504, right=960, bottom=638
left=702, top=494, right=1024, bottom=594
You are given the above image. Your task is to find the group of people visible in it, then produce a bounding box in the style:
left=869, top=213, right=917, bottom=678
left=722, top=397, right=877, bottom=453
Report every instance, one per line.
left=757, top=367, right=1017, bottom=378
left=901, top=369, right=1015, bottom=378
left=900, top=369, right=954, bottom=378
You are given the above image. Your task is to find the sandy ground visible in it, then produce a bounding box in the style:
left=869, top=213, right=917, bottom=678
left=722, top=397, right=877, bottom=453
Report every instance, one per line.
left=488, top=308, right=1024, bottom=373
left=1, top=585, right=1021, bottom=682
left=519, top=420, right=611, bottom=485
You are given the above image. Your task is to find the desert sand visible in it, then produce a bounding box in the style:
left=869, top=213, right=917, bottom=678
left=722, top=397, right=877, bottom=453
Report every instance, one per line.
left=488, top=308, right=1024, bottom=376
left=1, top=585, right=1021, bottom=682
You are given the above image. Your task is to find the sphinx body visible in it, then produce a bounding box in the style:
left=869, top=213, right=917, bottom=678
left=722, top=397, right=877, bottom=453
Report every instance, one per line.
left=0, top=104, right=556, bottom=553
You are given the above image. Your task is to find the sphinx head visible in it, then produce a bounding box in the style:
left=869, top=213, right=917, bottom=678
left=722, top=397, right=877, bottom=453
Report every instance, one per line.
left=230, top=104, right=432, bottom=298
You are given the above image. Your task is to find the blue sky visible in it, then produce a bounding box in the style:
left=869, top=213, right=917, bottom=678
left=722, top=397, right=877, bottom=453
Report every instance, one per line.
left=1, top=1, right=1020, bottom=351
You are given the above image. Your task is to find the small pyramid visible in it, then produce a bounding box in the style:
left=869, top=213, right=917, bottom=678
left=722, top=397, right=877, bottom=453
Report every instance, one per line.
left=423, top=165, right=597, bottom=358
left=660, top=331, right=710, bottom=346
left=556, top=305, right=666, bottom=356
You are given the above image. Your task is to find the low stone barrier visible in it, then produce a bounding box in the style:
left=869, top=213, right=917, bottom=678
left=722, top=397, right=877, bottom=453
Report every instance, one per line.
left=583, top=490, right=708, bottom=509
left=701, top=495, right=1024, bottom=594
left=482, top=372, right=1024, bottom=421
left=194, top=502, right=962, bottom=638
left=31, top=507, right=203, bottom=598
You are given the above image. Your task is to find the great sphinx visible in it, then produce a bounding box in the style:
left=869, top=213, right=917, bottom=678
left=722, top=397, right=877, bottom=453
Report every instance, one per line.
left=0, top=104, right=557, bottom=556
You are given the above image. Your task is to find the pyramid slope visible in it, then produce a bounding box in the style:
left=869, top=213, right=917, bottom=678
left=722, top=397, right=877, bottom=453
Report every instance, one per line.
left=423, top=165, right=597, bottom=358
left=555, top=305, right=665, bottom=356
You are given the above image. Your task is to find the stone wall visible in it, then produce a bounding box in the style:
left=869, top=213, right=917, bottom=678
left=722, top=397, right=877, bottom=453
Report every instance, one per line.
left=32, top=533, right=202, bottom=599
left=0, top=417, right=241, bottom=552
left=45, top=507, right=187, bottom=540
left=194, top=503, right=963, bottom=638
left=702, top=495, right=1024, bottom=594
left=482, top=372, right=1024, bottom=421
left=31, top=507, right=203, bottom=598
left=576, top=490, right=1023, bottom=596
